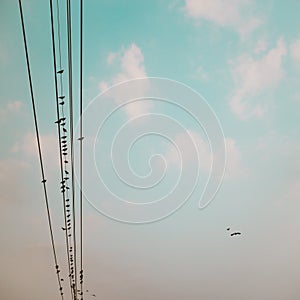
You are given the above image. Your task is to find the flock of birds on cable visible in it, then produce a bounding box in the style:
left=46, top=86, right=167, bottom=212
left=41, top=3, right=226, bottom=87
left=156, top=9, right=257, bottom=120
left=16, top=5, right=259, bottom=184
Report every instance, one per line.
left=17, top=0, right=243, bottom=299
left=54, top=68, right=91, bottom=299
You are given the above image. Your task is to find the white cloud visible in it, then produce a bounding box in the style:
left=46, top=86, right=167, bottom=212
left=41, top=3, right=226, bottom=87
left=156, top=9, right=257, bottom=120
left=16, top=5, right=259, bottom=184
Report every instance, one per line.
left=230, top=38, right=287, bottom=119
left=99, top=44, right=151, bottom=118
left=107, top=52, right=117, bottom=65
left=0, top=100, right=23, bottom=119
left=12, top=132, right=59, bottom=170
left=0, top=158, right=30, bottom=203
left=290, top=38, right=300, bottom=65
left=224, top=137, right=243, bottom=178
left=254, top=39, right=268, bottom=54
left=184, top=0, right=261, bottom=37
left=165, top=130, right=243, bottom=179
left=165, top=130, right=211, bottom=172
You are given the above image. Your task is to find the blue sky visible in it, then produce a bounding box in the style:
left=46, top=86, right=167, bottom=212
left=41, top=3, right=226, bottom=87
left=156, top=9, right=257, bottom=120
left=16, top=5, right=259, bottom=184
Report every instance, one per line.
left=1, top=0, right=300, bottom=299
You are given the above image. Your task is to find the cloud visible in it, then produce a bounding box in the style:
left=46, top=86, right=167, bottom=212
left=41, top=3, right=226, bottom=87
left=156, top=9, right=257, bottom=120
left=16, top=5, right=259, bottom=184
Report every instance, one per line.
left=183, top=0, right=261, bottom=37
left=0, top=158, right=30, bottom=204
left=12, top=132, right=60, bottom=170
left=99, top=44, right=151, bottom=118
left=290, top=37, right=300, bottom=65
left=165, top=130, right=243, bottom=179
left=254, top=39, right=268, bottom=54
left=0, top=100, right=22, bottom=119
left=229, top=38, right=287, bottom=119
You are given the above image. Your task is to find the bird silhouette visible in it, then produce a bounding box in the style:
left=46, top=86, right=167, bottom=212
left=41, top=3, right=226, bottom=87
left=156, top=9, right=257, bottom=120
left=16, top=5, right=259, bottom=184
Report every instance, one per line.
left=230, top=232, right=241, bottom=236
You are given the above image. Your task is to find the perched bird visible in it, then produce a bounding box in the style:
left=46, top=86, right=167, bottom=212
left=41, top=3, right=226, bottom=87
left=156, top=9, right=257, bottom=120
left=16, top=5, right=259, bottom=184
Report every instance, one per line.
left=227, top=227, right=230, bottom=231
left=61, top=227, right=66, bottom=231
left=57, top=69, right=64, bottom=74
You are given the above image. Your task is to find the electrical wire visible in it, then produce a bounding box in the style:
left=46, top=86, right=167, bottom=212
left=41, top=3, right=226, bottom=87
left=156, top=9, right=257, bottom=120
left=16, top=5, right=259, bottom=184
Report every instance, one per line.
left=18, top=0, right=64, bottom=298
left=79, top=0, right=84, bottom=299
left=66, top=0, right=78, bottom=298
left=49, top=0, right=75, bottom=298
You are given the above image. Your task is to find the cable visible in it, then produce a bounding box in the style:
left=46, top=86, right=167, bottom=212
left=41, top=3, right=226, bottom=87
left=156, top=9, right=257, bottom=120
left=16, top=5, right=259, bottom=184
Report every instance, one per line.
left=49, top=0, right=75, bottom=298
left=18, top=1, right=64, bottom=299
left=79, top=0, right=84, bottom=297
left=66, top=0, right=78, bottom=298
left=56, top=0, right=64, bottom=100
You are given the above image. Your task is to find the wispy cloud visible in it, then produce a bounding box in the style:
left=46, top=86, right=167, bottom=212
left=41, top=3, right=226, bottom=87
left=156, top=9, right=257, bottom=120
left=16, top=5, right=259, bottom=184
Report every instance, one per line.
left=164, top=130, right=243, bottom=179
left=12, top=132, right=59, bottom=170
left=229, top=38, right=287, bottom=119
left=0, top=100, right=22, bottom=119
left=290, top=37, right=300, bottom=66
left=99, top=43, right=151, bottom=118
left=0, top=158, right=30, bottom=204
left=183, top=0, right=261, bottom=37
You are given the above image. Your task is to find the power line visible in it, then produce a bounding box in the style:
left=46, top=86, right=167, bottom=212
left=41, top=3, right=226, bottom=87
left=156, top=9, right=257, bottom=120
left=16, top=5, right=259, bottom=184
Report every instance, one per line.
left=79, top=0, right=84, bottom=299
left=18, top=0, right=64, bottom=299
left=56, top=0, right=65, bottom=100
left=49, top=0, right=75, bottom=298
left=66, top=0, right=78, bottom=298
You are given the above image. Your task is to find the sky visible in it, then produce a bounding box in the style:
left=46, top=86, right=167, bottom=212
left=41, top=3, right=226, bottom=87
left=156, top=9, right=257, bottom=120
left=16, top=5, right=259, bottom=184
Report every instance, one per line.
left=1, top=0, right=300, bottom=299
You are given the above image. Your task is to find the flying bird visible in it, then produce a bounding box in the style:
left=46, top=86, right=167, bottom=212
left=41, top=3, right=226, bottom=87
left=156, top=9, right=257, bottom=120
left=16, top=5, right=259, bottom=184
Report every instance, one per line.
left=230, top=232, right=241, bottom=236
